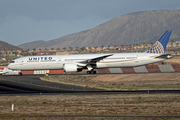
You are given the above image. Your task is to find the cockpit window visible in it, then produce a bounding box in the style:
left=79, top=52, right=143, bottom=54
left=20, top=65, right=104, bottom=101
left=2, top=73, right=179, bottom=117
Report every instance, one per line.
left=10, top=61, right=15, bottom=63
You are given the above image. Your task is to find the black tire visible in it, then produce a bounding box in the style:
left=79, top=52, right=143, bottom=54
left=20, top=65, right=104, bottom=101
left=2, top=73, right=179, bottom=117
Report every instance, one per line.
left=87, top=71, right=91, bottom=74
left=19, top=72, right=22, bottom=76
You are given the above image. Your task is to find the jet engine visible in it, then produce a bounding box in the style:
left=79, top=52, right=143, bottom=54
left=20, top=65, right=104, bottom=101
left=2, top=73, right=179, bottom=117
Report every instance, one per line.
left=63, top=63, right=82, bottom=72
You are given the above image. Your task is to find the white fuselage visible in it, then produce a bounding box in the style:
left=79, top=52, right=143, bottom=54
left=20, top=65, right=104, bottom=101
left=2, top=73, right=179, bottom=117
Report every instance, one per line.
left=7, top=53, right=166, bottom=71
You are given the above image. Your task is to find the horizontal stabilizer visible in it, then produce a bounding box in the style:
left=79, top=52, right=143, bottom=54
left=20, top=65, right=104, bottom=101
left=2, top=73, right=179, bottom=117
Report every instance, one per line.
left=155, top=54, right=173, bottom=59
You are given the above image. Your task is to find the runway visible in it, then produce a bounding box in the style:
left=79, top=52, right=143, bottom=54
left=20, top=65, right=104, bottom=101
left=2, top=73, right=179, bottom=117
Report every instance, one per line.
left=0, top=75, right=98, bottom=95
left=0, top=75, right=180, bottom=95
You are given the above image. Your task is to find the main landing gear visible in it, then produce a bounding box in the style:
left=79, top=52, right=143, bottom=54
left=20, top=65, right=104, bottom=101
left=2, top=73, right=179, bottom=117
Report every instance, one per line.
left=86, top=65, right=97, bottom=74
left=87, top=70, right=96, bottom=74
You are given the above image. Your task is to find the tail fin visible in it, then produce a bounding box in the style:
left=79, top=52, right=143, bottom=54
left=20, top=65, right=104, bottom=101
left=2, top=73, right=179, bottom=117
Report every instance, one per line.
left=146, top=30, right=172, bottom=54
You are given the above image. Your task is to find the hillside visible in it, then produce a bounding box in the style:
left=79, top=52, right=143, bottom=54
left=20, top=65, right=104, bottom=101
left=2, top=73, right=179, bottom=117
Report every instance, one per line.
left=18, top=10, right=180, bottom=50
left=18, top=40, right=45, bottom=50
left=0, top=40, right=23, bottom=51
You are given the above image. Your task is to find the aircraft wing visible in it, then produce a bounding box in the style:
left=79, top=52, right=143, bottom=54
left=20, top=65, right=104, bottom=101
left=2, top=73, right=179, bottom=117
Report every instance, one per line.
left=78, top=54, right=113, bottom=64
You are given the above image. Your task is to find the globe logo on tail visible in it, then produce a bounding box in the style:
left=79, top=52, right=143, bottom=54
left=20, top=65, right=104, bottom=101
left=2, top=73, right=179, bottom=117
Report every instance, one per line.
left=146, top=41, right=164, bottom=54
left=146, top=30, right=172, bottom=54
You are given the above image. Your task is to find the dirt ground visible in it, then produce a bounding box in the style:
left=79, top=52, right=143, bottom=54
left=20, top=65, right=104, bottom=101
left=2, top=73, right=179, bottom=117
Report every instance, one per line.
left=43, top=73, right=180, bottom=90
left=0, top=94, right=180, bottom=119
left=1, top=73, right=180, bottom=119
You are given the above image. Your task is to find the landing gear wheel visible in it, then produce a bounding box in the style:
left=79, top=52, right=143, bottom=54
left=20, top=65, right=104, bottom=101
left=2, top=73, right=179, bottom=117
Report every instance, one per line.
left=93, top=71, right=96, bottom=74
left=87, top=70, right=96, bottom=74
left=87, top=71, right=91, bottom=74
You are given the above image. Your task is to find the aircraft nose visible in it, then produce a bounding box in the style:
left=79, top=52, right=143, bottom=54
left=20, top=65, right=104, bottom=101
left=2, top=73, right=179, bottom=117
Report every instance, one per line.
left=7, top=64, right=12, bottom=69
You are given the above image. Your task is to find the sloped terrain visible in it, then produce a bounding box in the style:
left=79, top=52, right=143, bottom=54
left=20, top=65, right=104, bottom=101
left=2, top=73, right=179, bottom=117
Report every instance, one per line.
left=0, top=40, right=23, bottom=51
left=18, top=10, right=180, bottom=50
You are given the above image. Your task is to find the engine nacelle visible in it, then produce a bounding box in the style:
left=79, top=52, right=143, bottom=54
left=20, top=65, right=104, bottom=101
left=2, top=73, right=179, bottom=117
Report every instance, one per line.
left=63, top=63, right=81, bottom=72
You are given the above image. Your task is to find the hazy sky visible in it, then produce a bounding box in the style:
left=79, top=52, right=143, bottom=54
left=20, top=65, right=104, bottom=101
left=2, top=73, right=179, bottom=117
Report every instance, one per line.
left=0, top=0, right=179, bottom=46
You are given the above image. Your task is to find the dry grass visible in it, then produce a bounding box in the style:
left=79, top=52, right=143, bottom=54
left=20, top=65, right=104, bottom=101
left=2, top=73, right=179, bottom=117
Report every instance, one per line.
left=42, top=73, right=180, bottom=90
left=1, top=73, right=180, bottom=119
left=0, top=94, right=180, bottom=117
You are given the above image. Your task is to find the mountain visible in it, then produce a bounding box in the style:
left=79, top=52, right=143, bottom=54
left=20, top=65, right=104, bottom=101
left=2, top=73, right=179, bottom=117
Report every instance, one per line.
left=18, top=10, right=180, bottom=50
left=0, top=40, right=23, bottom=51
left=18, top=40, right=45, bottom=50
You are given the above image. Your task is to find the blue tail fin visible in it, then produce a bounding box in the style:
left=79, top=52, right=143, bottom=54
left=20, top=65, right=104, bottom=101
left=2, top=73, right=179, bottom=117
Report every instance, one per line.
left=146, top=30, right=172, bottom=54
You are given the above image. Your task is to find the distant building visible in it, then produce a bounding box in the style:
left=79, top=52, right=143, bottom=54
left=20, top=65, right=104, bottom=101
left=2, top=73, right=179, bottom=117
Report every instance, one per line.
left=1, top=58, right=6, bottom=61
left=176, top=41, right=180, bottom=44
left=8, top=54, right=16, bottom=57
left=56, top=52, right=71, bottom=55
left=37, top=52, right=45, bottom=55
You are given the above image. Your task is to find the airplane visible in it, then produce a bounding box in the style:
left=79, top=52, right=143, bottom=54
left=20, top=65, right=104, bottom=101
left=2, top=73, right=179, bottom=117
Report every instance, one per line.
left=0, top=69, right=19, bottom=75
left=7, top=30, right=172, bottom=75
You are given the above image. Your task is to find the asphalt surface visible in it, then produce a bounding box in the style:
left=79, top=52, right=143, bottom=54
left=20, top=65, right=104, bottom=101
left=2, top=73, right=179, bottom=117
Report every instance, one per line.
left=0, top=75, right=180, bottom=95
left=0, top=75, right=99, bottom=95
left=1, top=75, right=180, bottom=118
